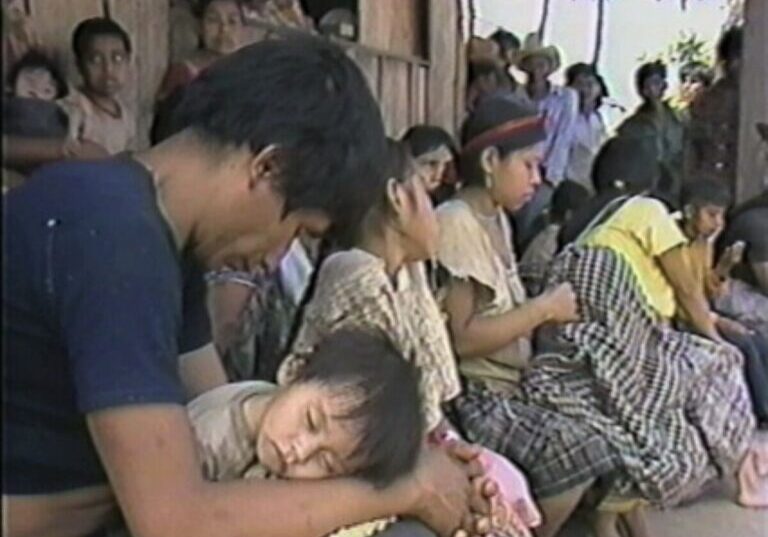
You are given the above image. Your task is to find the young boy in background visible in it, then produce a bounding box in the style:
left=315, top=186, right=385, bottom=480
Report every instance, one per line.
left=60, top=17, right=136, bottom=154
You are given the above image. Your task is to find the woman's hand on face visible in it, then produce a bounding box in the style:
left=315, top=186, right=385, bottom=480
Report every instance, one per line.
left=539, top=282, right=580, bottom=324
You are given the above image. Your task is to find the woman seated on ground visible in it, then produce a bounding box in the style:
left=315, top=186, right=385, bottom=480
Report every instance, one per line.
left=436, top=97, right=646, bottom=537
left=674, top=180, right=768, bottom=427
left=524, top=135, right=764, bottom=519
left=190, top=328, right=427, bottom=537
left=277, top=139, right=594, bottom=537
left=402, top=125, right=459, bottom=206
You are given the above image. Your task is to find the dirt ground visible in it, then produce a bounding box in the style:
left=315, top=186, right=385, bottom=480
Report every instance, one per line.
left=559, top=479, right=768, bottom=537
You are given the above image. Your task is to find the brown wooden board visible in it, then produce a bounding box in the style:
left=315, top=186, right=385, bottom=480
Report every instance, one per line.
left=427, top=0, right=461, bottom=133
left=346, top=45, right=381, bottom=101
left=410, top=63, right=428, bottom=126
left=359, top=0, right=425, bottom=58
left=379, top=57, right=411, bottom=136
left=109, top=0, right=169, bottom=149
left=26, top=0, right=104, bottom=81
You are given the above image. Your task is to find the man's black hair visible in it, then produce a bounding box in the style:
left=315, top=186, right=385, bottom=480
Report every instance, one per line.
left=717, top=26, right=743, bottom=64
left=402, top=125, right=457, bottom=159
left=551, top=180, right=591, bottom=222
left=6, top=49, right=69, bottom=99
left=295, top=328, right=424, bottom=488
left=72, top=17, right=132, bottom=63
left=635, top=61, right=666, bottom=94
left=681, top=179, right=732, bottom=209
left=166, top=35, right=388, bottom=239
left=489, top=29, right=521, bottom=55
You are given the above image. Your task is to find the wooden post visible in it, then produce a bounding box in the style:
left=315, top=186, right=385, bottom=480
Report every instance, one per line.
left=737, top=0, right=768, bottom=201
left=428, top=0, right=463, bottom=133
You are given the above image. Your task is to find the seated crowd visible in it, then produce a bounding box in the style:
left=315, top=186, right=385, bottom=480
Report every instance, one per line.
left=3, top=3, right=768, bottom=537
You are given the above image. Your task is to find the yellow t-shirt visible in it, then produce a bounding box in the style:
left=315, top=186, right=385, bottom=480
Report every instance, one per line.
left=584, top=197, right=687, bottom=319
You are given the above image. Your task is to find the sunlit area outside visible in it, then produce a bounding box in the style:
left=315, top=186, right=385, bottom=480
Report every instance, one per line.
left=470, top=0, right=736, bottom=127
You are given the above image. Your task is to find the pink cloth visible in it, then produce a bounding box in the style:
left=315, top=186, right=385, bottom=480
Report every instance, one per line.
left=430, top=429, right=542, bottom=536
left=738, top=437, right=768, bottom=508
left=478, top=447, right=542, bottom=536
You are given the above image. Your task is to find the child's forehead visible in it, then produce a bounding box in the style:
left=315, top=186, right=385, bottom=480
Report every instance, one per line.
left=85, top=34, right=129, bottom=53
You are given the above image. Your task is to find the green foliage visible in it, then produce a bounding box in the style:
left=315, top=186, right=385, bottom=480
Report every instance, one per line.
left=638, top=31, right=713, bottom=68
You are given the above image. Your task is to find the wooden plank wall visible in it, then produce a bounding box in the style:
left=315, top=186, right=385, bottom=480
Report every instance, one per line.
left=427, top=0, right=463, bottom=134
left=737, top=0, right=768, bottom=202
left=346, top=45, right=429, bottom=136
left=359, top=0, right=425, bottom=58
left=17, top=0, right=461, bottom=145
left=107, top=0, right=169, bottom=148
left=355, top=0, right=463, bottom=136
left=26, top=0, right=103, bottom=78
left=19, top=0, right=168, bottom=149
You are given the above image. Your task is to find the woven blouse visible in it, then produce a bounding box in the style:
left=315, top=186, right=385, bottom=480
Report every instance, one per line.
left=278, top=249, right=461, bottom=431
left=436, top=200, right=532, bottom=394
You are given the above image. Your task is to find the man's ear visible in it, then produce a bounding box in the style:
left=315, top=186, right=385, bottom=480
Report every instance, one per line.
left=248, top=144, right=283, bottom=191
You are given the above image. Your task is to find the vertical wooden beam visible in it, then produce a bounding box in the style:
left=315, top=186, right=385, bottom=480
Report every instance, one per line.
left=737, top=0, right=768, bottom=201
left=109, top=0, right=169, bottom=149
left=427, top=0, right=462, bottom=133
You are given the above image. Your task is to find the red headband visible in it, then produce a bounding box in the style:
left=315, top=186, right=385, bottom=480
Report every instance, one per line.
left=462, top=115, right=545, bottom=155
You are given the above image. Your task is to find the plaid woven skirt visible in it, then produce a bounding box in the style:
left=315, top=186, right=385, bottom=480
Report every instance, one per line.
left=452, top=381, right=621, bottom=499
left=522, top=246, right=756, bottom=507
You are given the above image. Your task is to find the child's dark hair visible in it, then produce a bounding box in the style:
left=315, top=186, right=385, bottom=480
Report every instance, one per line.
left=681, top=179, right=733, bottom=210
left=402, top=125, right=457, bottom=159
left=635, top=61, right=666, bottom=94
left=72, top=17, right=133, bottom=63
left=295, top=328, right=424, bottom=488
left=551, top=180, right=591, bottom=222
left=166, top=36, right=387, bottom=241
left=6, top=49, right=69, bottom=99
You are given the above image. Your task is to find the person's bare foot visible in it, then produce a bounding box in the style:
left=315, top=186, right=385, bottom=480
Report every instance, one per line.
left=621, top=506, right=652, bottom=537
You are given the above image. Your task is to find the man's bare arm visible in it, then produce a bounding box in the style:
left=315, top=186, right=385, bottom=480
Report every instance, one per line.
left=178, top=343, right=228, bottom=399
left=88, top=405, right=474, bottom=537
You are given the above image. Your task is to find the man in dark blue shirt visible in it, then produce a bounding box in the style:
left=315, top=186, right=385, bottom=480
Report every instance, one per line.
left=3, top=36, right=488, bottom=537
